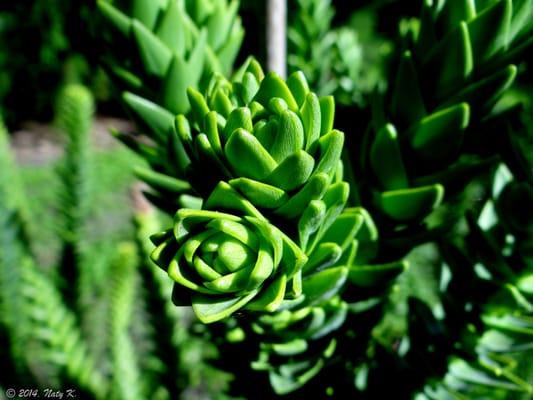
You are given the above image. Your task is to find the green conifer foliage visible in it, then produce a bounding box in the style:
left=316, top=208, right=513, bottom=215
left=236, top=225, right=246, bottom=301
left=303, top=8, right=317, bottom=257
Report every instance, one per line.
left=2, top=0, right=530, bottom=398
left=349, top=0, right=533, bottom=253
left=97, top=0, right=244, bottom=210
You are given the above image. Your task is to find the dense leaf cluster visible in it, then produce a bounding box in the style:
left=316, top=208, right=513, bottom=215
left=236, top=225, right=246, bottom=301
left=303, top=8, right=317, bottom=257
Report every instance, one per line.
left=0, top=0, right=531, bottom=398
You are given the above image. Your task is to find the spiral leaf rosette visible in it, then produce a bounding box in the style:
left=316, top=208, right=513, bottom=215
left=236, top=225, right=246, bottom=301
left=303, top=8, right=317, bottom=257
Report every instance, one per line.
left=177, top=58, right=348, bottom=245
left=151, top=209, right=307, bottom=323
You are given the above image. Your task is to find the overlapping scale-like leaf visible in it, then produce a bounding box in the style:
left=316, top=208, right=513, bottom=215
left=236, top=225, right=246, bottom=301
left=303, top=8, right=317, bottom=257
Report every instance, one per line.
left=251, top=296, right=346, bottom=395
left=98, top=0, right=243, bottom=108
left=246, top=205, right=409, bottom=394
left=416, top=168, right=533, bottom=399
left=97, top=0, right=244, bottom=210
left=176, top=59, right=348, bottom=247
left=354, top=0, right=532, bottom=233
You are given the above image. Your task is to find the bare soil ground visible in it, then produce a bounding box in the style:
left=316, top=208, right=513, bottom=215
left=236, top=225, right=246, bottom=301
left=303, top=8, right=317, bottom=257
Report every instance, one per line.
left=10, top=116, right=134, bottom=165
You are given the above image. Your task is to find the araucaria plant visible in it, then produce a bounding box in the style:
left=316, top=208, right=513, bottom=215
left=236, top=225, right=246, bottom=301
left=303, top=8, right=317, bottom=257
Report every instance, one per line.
left=95, top=0, right=532, bottom=397
left=1, top=0, right=531, bottom=399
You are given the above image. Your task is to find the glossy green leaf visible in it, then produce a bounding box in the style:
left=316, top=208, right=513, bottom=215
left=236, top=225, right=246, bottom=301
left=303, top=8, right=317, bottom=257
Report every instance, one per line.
left=210, top=88, right=233, bottom=118
left=448, top=359, right=524, bottom=391
left=192, top=289, right=259, bottom=323
left=352, top=208, right=378, bottom=243
left=250, top=218, right=284, bottom=267
left=314, top=130, right=344, bottom=176
left=187, top=87, right=211, bottom=126
left=270, top=358, right=324, bottom=395
left=391, top=51, right=426, bottom=126
left=287, top=71, right=310, bottom=107
left=281, top=239, right=308, bottom=281
left=179, top=194, right=203, bottom=209
left=370, top=123, right=408, bottom=190
left=268, top=96, right=288, bottom=114
left=175, top=114, right=193, bottom=156
left=194, top=133, right=231, bottom=177
left=244, top=57, right=265, bottom=82
left=97, top=1, right=131, bottom=37
left=265, top=150, right=315, bottom=191
left=134, top=167, right=191, bottom=194
left=269, top=110, right=305, bottom=163
left=204, top=265, right=253, bottom=293
left=467, top=0, right=511, bottom=64
left=206, top=0, right=238, bottom=51
left=311, top=305, right=348, bottom=340
left=204, top=182, right=264, bottom=220
left=302, top=267, right=348, bottom=306
left=155, top=0, right=186, bottom=55
left=509, top=0, right=533, bottom=43
left=254, top=119, right=276, bottom=152
left=517, top=274, right=533, bottom=295
left=319, top=96, right=335, bottom=136
left=193, top=256, right=222, bottom=282
left=348, top=260, right=408, bottom=287
left=378, top=184, right=444, bottom=222
left=275, top=173, right=330, bottom=219
left=423, top=21, right=473, bottom=99
left=223, top=107, right=253, bottom=142
left=247, top=239, right=275, bottom=289
left=187, top=29, right=209, bottom=85
left=203, top=111, right=223, bottom=156
left=437, top=0, right=476, bottom=33
left=246, top=274, right=287, bottom=312
left=444, top=65, right=517, bottom=112
left=290, top=269, right=303, bottom=297
left=123, top=92, right=174, bottom=143
left=254, top=72, right=299, bottom=112
left=271, top=339, right=308, bottom=356
left=229, top=178, right=289, bottom=209
left=319, top=210, right=364, bottom=252
left=298, top=200, right=326, bottom=250
left=301, top=92, right=322, bottom=151
left=410, top=103, right=470, bottom=161
left=132, top=0, right=160, bottom=30
left=168, top=121, right=191, bottom=174
left=303, top=243, right=343, bottom=274
left=225, top=128, right=278, bottom=180
left=132, top=20, right=172, bottom=77
left=109, top=66, right=142, bottom=90
left=235, top=72, right=260, bottom=105
left=162, top=54, right=190, bottom=114
left=218, top=27, right=245, bottom=74
left=150, top=236, right=177, bottom=269
left=168, top=255, right=214, bottom=294
left=482, top=314, right=533, bottom=335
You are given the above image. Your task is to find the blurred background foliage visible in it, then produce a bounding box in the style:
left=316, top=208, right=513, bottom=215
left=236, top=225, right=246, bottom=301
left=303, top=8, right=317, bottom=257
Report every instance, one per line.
left=0, top=1, right=115, bottom=127
left=0, top=0, right=401, bottom=129
left=0, top=0, right=531, bottom=399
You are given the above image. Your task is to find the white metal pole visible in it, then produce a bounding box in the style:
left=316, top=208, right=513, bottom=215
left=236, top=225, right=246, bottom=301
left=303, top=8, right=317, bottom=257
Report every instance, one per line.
left=266, top=0, right=287, bottom=78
